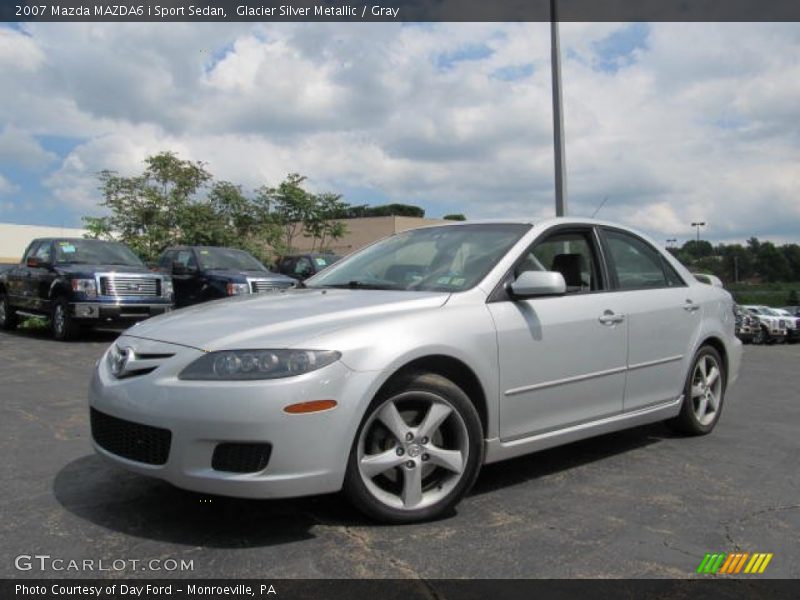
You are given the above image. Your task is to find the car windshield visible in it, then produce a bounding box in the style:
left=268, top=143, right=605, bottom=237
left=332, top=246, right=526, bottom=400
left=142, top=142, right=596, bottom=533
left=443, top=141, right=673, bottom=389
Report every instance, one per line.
left=196, top=247, right=266, bottom=271
left=306, top=223, right=530, bottom=292
left=53, top=240, right=144, bottom=266
left=761, top=308, right=781, bottom=316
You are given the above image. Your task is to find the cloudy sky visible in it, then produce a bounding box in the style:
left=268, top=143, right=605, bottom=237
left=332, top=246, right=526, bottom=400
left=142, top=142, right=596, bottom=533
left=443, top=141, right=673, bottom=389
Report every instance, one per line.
left=0, top=21, right=798, bottom=244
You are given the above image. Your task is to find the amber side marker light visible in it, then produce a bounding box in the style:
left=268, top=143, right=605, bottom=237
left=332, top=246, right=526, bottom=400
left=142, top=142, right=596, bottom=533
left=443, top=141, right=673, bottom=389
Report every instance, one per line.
left=284, top=400, right=338, bottom=414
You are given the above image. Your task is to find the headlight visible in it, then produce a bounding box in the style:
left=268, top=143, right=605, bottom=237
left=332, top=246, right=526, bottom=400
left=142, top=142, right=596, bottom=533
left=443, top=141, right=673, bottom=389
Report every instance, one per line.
left=226, top=282, right=250, bottom=296
left=179, top=349, right=341, bottom=380
left=71, top=278, right=97, bottom=297
left=162, top=278, right=174, bottom=299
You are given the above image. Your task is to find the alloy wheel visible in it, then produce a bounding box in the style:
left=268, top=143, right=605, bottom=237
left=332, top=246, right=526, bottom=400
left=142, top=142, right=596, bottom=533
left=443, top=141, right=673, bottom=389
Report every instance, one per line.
left=691, top=354, right=723, bottom=427
left=54, top=304, right=66, bottom=337
left=356, top=391, right=469, bottom=511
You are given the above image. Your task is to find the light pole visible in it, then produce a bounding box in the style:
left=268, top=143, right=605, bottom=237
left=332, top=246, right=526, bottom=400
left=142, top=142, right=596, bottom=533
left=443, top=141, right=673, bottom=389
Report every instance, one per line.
left=666, top=238, right=677, bottom=249
left=551, top=0, right=567, bottom=217
left=691, top=221, right=706, bottom=244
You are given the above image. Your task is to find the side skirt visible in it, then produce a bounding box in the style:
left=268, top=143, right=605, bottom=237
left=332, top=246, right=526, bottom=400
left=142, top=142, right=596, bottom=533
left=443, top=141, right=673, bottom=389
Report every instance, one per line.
left=483, top=396, right=683, bottom=464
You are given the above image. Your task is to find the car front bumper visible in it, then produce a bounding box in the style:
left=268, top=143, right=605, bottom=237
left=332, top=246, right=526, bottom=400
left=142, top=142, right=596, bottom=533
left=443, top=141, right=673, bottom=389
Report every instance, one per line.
left=88, top=337, right=375, bottom=499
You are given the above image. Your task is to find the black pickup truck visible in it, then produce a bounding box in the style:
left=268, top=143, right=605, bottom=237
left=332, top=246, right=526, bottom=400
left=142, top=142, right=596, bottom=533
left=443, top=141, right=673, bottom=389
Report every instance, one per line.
left=0, top=238, right=174, bottom=340
left=275, top=253, right=342, bottom=281
left=157, top=246, right=295, bottom=307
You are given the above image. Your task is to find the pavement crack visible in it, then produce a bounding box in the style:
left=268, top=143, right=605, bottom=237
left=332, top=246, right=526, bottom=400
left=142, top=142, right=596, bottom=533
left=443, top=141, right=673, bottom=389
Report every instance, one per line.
left=722, top=503, right=800, bottom=550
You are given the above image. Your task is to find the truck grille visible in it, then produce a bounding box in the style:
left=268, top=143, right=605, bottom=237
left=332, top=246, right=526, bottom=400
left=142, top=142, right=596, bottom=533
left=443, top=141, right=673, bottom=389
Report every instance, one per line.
left=100, top=276, right=161, bottom=297
left=91, top=408, right=171, bottom=465
left=249, top=279, right=292, bottom=294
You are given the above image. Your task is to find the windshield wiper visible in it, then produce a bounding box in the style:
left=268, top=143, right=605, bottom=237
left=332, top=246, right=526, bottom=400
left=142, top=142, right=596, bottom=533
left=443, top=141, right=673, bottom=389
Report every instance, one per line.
left=318, top=280, right=402, bottom=290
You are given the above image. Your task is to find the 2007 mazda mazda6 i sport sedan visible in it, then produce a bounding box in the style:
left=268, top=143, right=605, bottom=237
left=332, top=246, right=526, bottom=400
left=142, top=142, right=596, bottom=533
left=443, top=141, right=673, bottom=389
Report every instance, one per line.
left=89, top=218, right=741, bottom=522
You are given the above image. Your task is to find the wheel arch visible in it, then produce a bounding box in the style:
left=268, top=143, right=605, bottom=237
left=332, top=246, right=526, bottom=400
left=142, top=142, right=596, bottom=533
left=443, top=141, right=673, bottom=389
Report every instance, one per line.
left=373, top=354, right=489, bottom=436
left=697, top=336, right=729, bottom=388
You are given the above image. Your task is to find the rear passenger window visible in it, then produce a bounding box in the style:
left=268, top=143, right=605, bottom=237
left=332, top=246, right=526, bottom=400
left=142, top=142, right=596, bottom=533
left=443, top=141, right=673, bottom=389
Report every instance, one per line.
left=604, top=229, right=671, bottom=290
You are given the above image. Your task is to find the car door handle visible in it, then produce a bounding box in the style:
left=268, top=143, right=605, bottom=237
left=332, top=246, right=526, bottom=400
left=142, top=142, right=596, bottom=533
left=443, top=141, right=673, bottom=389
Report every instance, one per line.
left=598, top=310, right=625, bottom=325
left=683, top=300, right=700, bottom=312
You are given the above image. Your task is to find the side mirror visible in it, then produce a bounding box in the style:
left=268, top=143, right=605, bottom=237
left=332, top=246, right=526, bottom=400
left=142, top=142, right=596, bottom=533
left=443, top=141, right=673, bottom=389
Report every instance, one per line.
left=509, top=271, right=566, bottom=299
left=26, top=257, right=39, bottom=268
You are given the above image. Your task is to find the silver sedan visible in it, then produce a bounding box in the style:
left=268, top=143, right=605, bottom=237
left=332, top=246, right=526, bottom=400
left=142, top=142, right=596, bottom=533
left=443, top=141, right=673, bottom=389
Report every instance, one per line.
left=89, top=218, right=741, bottom=523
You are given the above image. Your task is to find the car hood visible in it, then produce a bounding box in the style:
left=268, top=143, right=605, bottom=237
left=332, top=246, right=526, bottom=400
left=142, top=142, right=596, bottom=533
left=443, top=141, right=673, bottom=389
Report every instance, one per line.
left=204, top=268, right=292, bottom=282
left=125, top=288, right=450, bottom=351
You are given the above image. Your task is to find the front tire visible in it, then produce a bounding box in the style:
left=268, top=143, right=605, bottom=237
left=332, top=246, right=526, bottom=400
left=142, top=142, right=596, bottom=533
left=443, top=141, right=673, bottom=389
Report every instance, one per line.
left=51, top=297, right=78, bottom=341
left=669, top=346, right=726, bottom=436
left=344, top=371, right=484, bottom=523
left=0, top=293, right=18, bottom=330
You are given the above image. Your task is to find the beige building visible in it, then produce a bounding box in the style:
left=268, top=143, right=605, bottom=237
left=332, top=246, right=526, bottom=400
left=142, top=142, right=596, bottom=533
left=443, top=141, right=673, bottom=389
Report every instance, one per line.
left=293, top=216, right=450, bottom=255
left=0, top=222, right=88, bottom=263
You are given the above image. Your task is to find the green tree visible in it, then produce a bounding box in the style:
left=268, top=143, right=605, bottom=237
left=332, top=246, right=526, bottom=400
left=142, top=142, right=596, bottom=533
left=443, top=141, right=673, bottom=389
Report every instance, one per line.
left=443, top=214, right=466, bottom=221
left=96, top=151, right=212, bottom=260
left=787, top=289, right=799, bottom=306
left=259, top=174, right=317, bottom=253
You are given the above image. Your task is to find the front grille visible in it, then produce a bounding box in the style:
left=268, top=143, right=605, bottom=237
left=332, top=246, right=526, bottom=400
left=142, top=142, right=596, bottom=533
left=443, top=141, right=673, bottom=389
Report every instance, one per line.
left=212, top=443, right=272, bottom=473
left=91, top=408, right=171, bottom=465
left=249, top=279, right=292, bottom=294
left=100, top=276, right=161, bottom=297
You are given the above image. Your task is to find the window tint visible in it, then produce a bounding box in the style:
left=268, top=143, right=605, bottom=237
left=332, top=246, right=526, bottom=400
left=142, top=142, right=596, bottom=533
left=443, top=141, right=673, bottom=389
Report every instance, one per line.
left=516, top=231, right=601, bottom=293
left=34, top=242, right=52, bottom=263
left=294, top=257, right=313, bottom=276
left=604, top=229, right=670, bottom=290
left=663, top=258, right=686, bottom=287
left=158, top=251, right=174, bottom=269
left=175, top=250, right=197, bottom=269
left=23, top=242, right=41, bottom=262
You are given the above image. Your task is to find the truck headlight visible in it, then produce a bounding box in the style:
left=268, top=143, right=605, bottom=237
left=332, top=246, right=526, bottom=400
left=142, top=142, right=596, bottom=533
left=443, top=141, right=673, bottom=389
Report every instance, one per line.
left=162, top=278, right=174, bottom=299
left=71, top=278, right=97, bottom=298
left=179, top=349, right=341, bottom=380
left=226, top=282, right=250, bottom=296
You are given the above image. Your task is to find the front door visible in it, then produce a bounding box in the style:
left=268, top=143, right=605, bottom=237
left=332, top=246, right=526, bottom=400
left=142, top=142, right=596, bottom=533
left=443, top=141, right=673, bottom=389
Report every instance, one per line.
left=488, top=228, right=628, bottom=441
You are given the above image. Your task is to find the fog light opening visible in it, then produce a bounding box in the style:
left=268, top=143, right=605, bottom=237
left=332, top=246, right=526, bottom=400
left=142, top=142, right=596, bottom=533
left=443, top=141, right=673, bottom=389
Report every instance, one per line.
left=283, top=400, right=338, bottom=414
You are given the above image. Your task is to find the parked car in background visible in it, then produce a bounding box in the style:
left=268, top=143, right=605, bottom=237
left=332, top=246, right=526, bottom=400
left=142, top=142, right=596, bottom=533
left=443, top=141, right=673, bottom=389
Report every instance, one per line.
left=740, top=305, right=789, bottom=344
left=693, top=273, right=724, bottom=287
left=780, top=306, right=800, bottom=317
left=275, top=253, right=342, bottom=281
left=90, top=218, right=741, bottom=523
left=157, top=246, right=295, bottom=307
left=734, top=305, right=760, bottom=344
left=772, top=308, right=799, bottom=343
left=0, top=238, right=173, bottom=340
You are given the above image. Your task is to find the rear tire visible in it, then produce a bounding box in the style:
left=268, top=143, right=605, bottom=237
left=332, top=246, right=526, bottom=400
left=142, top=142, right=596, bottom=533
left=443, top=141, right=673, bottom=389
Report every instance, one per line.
left=52, top=297, right=79, bottom=341
left=0, top=293, right=18, bottom=330
left=344, top=371, right=484, bottom=523
left=668, top=346, right=726, bottom=436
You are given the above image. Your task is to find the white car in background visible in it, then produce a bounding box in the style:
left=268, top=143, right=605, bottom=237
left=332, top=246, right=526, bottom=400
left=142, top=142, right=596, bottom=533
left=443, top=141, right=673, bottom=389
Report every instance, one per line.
left=772, top=308, right=799, bottom=343
left=89, top=218, right=742, bottom=523
left=741, top=305, right=789, bottom=344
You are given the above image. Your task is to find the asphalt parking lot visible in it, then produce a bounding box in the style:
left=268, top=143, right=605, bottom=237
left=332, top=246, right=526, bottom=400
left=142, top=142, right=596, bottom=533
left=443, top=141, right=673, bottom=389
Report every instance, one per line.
left=1, top=328, right=798, bottom=579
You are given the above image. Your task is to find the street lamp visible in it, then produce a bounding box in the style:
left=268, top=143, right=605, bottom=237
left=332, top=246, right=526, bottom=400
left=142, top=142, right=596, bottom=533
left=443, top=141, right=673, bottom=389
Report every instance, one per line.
left=551, top=0, right=567, bottom=217
left=666, top=238, right=677, bottom=249
left=691, top=222, right=706, bottom=244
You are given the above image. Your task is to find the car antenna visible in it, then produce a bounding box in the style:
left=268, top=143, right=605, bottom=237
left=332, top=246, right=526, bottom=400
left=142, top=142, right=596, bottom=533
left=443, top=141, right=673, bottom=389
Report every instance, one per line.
left=591, top=196, right=609, bottom=218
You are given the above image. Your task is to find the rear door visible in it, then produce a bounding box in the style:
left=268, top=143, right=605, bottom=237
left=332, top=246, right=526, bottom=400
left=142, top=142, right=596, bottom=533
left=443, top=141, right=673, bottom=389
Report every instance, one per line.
left=599, top=227, right=699, bottom=412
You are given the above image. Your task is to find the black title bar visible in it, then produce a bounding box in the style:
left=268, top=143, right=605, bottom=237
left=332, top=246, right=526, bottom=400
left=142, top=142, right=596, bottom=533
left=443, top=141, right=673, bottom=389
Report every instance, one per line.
left=4, top=0, right=800, bottom=23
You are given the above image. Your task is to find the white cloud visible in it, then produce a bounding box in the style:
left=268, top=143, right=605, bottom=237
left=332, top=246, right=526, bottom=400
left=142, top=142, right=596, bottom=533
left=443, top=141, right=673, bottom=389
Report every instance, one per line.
left=0, top=174, right=18, bottom=195
left=1, top=22, right=798, bottom=242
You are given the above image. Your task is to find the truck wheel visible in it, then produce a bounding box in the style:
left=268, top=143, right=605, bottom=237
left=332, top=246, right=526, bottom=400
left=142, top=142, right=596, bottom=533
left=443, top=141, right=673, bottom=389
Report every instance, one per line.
left=0, top=293, right=19, bottom=330
left=52, top=297, right=78, bottom=341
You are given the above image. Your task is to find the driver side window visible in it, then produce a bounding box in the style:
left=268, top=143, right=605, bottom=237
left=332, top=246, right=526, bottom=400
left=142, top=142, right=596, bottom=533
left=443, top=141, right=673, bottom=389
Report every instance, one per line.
left=515, top=231, right=602, bottom=294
